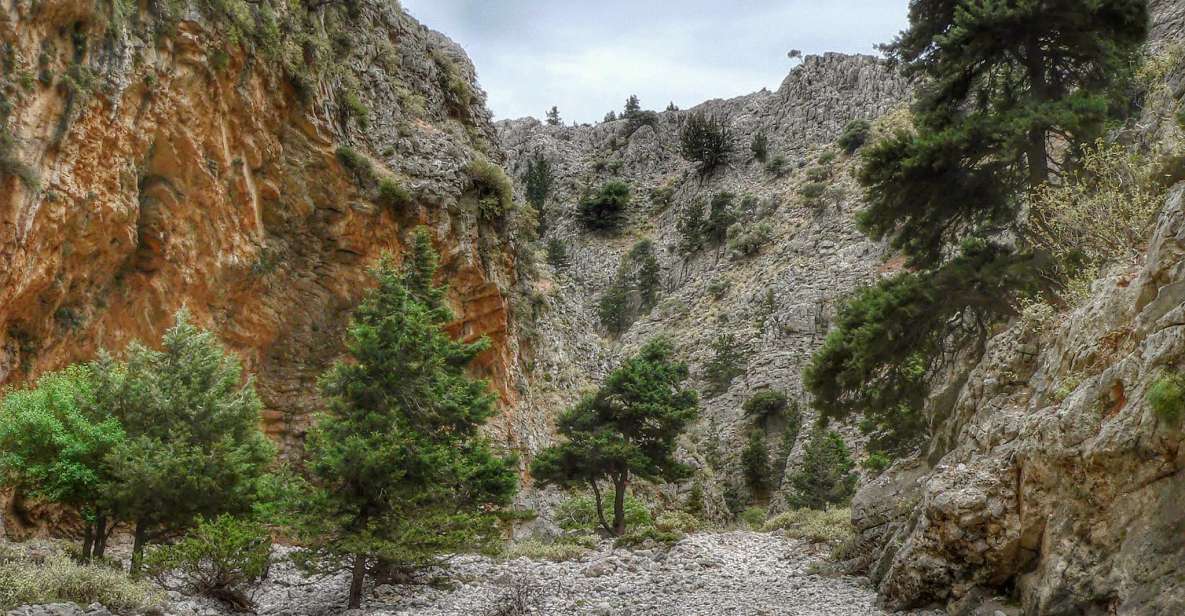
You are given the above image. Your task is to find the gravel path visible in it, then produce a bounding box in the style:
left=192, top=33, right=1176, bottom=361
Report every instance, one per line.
left=161, top=531, right=942, bottom=616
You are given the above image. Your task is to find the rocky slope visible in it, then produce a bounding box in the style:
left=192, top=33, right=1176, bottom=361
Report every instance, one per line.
left=849, top=3, right=1185, bottom=614
left=499, top=53, right=910, bottom=513
left=0, top=0, right=533, bottom=529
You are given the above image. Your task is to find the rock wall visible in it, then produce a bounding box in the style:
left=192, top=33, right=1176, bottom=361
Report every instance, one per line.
left=851, top=5, right=1185, bottom=614
left=0, top=0, right=528, bottom=467
left=498, top=54, right=911, bottom=510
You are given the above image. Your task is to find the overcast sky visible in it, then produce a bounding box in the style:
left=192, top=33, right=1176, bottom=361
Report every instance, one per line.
left=400, top=1, right=911, bottom=124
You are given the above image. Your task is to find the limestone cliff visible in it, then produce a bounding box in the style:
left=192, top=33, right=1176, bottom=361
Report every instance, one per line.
left=0, top=0, right=530, bottom=473
left=498, top=53, right=910, bottom=512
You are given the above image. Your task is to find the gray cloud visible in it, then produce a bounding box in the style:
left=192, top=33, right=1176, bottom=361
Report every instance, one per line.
left=400, top=1, right=909, bottom=123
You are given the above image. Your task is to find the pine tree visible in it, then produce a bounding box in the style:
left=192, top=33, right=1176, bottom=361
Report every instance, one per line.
left=545, top=106, right=561, bottom=126
left=807, top=0, right=1148, bottom=450
left=107, top=312, right=275, bottom=574
left=703, top=192, right=737, bottom=246
left=677, top=201, right=706, bottom=255
left=623, top=95, right=641, bottom=119
left=741, top=429, right=770, bottom=497
left=786, top=427, right=856, bottom=510
left=523, top=153, right=554, bottom=212
left=703, top=333, right=745, bottom=396
left=627, top=239, right=660, bottom=312
left=288, top=230, right=517, bottom=609
left=679, top=113, right=732, bottom=175
left=532, top=339, right=698, bottom=536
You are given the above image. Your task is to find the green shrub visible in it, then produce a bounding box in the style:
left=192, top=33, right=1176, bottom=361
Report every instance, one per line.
left=707, top=278, right=731, bottom=299
left=650, top=182, right=676, bottom=211
left=432, top=50, right=473, bottom=117
left=862, top=451, right=892, bottom=477
left=817, top=151, right=837, bottom=165
left=502, top=539, right=589, bottom=562
left=765, top=154, right=789, bottom=177
left=799, top=181, right=827, bottom=206
left=467, top=157, right=514, bottom=220
left=377, top=177, right=412, bottom=210
left=342, top=90, right=370, bottom=129
left=786, top=428, right=856, bottom=510
left=145, top=515, right=270, bottom=610
left=679, top=112, right=732, bottom=174
left=614, top=525, right=683, bottom=548
left=523, top=154, right=554, bottom=210
left=546, top=238, right=570, bottom=270
left=1147, top=371, right=1185, bottom=426
left=336, top=146, right=374, bottom=185
left=654, top=510, right=702, bottom=534
left=727, top=222, right=773, bottom=258
left=743, top=390, right=790, bottom=422
left=805, top=166, right=830, bottom=182
left=739, top=506, right=767, bottom=528
left=750, top=131, right=769, bottom=162
left=677, top=201, right=706, bottom=254
left=762, top=507, right=852, bottom=545
left=703, top=333, right=746, bottom=396
left=837, top=119, right=871, bottom=154
left=554, top=493, right=651, bottom=532
left=741, top=429, right=771, bottom=494
left=0, top=552, right=161, bottom=611
left=684, top=482, right=706, bottom=517
left=578, top=181, right=631, bottom=231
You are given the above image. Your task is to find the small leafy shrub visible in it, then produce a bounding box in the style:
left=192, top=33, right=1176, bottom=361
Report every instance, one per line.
left=703, top=192, right=738, bottom=245
left=482, top=575, right=547, bottom=616
left=342, top=90, right=370, bottom=129
left=727, top=222, right=773, bottom=258
left=817, top=151, right=837, bottom=165
left=145, top=515, right=271, bottom=610
left=762, top=507, right=852, bottom=545
left=467, top=157, right=514, bottom=220
left=765, top=154, right=788, bottom=177
left=707, top=278, right=731, bottom=299
left=684, top=481, right=706, bottom=516
left=679, top=112, right=733, bottom=174
left=739, top=506, right=767, bottom=528
left=377, top=177, right=412, bottom=210
left=650, top=182, right=676, bottom=211
left=614, top=525, right=682, bottom=548
left=805, top=166, right=830, bottom=182
left=555, top=493, right=651, bottom=533
left=743, top=390, right=790, bottom=422
left=502, top=540, right=589, bottom=562
left=1147, top=371, right=1185, bottom=426
left=786, top=428, right=856, bottom=510
left=861, top=452, right=891, bottom=477
left=837, top=119, right=871, bottom=154
left=578, top=181, right=631, bottom=231
left=546, top=238, right=570, bottom=270
left=433, top=50, right=474, bottom=118
left=677, top=201, right=706, bottom=254
left=799, top=181, right=827, bottom=207
left=336, top=146, right=374, bottom=185
left=750, top=131, right=769, bottom=161
left=0, top=552, right=161, bottom=611
left=654, top=510, right=702, bottom=534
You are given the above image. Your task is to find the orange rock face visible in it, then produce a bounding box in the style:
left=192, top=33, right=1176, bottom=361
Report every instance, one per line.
left=0, top=1, right=524, bottom=460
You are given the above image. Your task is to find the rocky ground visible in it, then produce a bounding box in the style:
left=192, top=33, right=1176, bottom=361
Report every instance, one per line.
left=8, top=532, right=946, bottom=616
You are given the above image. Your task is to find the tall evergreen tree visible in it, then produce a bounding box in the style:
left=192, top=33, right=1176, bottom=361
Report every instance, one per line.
left=786, top=427, right=856, bottom=510
left=806, top=0, right=1148, bottom=451
left=289, top=229, right=517, bottom=609
left=545, top=106, right=562, bottom=126
left=532, top=339, right=698, bottom=536
left=623, top=95, right=641, bottom=119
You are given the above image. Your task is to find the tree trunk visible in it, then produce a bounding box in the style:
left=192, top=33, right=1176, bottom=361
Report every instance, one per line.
left=93, top=514, right=108, bottom=560
left=589, top=480, right=613, bottom=536
left=1024, top=36, right=1050, bottom=189
left=81, top=519, right=94, bottom=563
left=129, top=520, right=148, bottom=576
left=612, top=473, right=629, bottom=537
left=348, top=553, right=367, bottom=609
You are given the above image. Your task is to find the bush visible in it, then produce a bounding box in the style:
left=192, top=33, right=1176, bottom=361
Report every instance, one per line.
left=654, top=510, right=702, bottom=534
left=1148, top=372, right=1185, bottom=426
left=342, top=90, right=370, bottom=129
left=862, top=451, right=892, bottom=477
left=0, top=129, right=38, bottom=189
left=743, top=390, right=790, bottom=422
left=685, top=481, right=705, bottom=517
left=805, top=166, right=830, bottom=182
left=650, top=182, right=676, bottom=211
left=750, top=132, right=769, bottom=162
left=377, top=177, right=412, bottom=210
left=679, top=112, right=733, bottom=174
left=741, top=429, right=771, bottom=494
left=762, top=507, right=852, bottom=545
left=677, top=201, right=706, bottom=254
left=0, top=552, right=161, bottom=611
left=765, top=154, right=789, bottom=177
left=554, top=493, right=651, bottom=533
left=703, top=192, right=737, bottom=245
left=145, top=515, right=270, bottom=610
left=467, top=157, right=514, bottom=220
left=336, top=146, right=374, bottom=185
left=546, top=238, right=570, bottom=270
left=502, top=540, right=589, bottom=562
left=837, top=119, right=871, bottom=154
left=483, top=575, right=547, bottom=616
left=799, top=181, right=827, bottom=206
left=578, top=181, right=631, bottom=231
left=614, top=525, right=683, bottom=548
left=739, top=506, right=767, bottom=528
left=817, top=151, right=837, bottom=165
left=703, top=333, right=746, bottom=396
left=727, top=222, right=773, bottom=258
left=786, top=428, right=857, bottom=510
